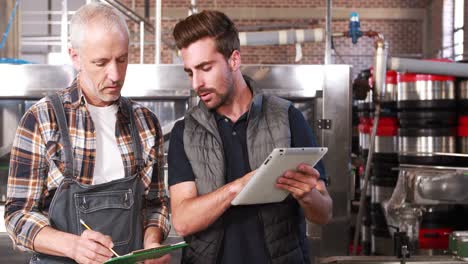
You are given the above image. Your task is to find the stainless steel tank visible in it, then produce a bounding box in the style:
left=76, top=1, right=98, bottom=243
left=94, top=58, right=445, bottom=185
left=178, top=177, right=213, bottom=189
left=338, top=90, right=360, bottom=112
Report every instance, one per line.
left=398, top=73, right=456, bottom=107
left=381, top=70, right=398, bottom=103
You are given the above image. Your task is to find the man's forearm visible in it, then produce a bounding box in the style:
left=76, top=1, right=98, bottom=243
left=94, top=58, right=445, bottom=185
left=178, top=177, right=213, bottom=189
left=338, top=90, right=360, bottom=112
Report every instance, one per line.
left=170, top=179, right=243, bottom=237
left=144, top=227, right=164, bottom=248
left=33, top=226, right=78, bottom=258
left=34, top=225, right=115, bottom=263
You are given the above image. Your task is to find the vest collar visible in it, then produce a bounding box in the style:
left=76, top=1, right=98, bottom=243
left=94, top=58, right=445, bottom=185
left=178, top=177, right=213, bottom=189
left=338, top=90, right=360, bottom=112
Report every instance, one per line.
left=246, top=76, right=263, bottom=122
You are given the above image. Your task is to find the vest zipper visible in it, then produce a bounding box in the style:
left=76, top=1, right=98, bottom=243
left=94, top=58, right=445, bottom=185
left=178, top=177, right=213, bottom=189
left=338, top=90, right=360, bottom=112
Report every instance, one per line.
left=257, top=211, right=272, bottom=264
left=211, top=220, right=224, bottom=264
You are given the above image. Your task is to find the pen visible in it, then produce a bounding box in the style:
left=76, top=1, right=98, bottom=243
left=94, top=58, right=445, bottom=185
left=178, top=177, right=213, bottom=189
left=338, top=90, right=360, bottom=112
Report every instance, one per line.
left=79, top=219, right=121, bottom=257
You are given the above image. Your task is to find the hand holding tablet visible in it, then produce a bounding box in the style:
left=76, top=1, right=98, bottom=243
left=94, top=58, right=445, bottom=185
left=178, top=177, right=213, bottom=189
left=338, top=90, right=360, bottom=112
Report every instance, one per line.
left=231, top=147, right=327, bottom=205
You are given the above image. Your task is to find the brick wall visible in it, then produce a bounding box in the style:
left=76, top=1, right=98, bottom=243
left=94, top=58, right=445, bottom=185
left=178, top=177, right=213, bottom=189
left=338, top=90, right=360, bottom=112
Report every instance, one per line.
left=427, top=0, right=444, bottom=58
left=121, top=0, right=428, bottom=8
left=122, top=0, right=437, bottom=79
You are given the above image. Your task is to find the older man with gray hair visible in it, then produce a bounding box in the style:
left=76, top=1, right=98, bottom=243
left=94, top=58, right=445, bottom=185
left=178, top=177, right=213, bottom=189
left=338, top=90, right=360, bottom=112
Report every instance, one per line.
left=4, top=3, right=170, bottom=264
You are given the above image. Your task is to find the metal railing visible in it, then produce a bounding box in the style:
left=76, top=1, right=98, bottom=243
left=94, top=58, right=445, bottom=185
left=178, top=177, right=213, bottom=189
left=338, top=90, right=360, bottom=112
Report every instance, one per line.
left=21, top=0, right=163, bottom=64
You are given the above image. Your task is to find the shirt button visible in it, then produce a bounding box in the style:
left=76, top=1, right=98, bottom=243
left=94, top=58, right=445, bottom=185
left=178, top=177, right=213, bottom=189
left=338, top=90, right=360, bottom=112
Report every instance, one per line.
left=232, top=131, right=237, bottom=136
left=224, top=118, right=229, bottom=123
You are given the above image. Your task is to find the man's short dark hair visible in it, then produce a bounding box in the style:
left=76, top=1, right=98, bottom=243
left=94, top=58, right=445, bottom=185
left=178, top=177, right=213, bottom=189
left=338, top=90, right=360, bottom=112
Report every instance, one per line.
left=173, top=10, right=240, bottom=60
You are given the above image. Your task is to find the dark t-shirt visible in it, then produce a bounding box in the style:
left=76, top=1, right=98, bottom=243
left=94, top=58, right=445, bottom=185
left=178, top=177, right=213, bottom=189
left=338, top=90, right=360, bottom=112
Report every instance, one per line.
left=168, top=105, right=326, bottom=263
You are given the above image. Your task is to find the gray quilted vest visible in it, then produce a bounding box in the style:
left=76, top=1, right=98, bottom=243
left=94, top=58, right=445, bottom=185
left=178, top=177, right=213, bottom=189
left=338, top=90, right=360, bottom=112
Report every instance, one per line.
left=182, top=81, right=310, bottom=264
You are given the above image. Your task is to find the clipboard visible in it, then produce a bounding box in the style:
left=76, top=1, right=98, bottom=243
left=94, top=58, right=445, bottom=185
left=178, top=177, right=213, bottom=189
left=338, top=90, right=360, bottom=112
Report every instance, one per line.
left=104, top=241, right=188, bottom=264
left=231, top=147, right=328, bottom=205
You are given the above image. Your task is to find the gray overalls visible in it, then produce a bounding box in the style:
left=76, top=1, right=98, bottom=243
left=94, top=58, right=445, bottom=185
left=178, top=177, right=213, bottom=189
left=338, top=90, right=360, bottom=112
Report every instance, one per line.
left=31, top=94, right=145, bottom=263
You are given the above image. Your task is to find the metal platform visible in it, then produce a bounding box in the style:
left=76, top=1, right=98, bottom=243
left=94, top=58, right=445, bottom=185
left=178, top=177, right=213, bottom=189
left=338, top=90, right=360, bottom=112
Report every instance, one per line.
left=320, top=256, right=467, bottom=264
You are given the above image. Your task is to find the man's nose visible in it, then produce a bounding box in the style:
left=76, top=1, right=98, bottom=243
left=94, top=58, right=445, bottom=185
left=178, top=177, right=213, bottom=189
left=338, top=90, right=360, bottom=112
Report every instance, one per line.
left=192, top=73, right=204, bottom=91
left=107, top=61, right=121, bottom=82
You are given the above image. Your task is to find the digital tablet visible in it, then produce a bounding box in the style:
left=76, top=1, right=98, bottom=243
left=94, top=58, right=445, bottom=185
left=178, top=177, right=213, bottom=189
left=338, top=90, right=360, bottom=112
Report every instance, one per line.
left=231, top=147, right=328, bottom=206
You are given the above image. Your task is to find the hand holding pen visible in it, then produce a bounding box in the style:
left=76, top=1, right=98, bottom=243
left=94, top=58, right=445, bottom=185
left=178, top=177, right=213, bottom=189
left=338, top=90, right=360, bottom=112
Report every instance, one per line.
left=64, top=220, right=117, bottom=263
left=80, top=219, right=121, bottom=257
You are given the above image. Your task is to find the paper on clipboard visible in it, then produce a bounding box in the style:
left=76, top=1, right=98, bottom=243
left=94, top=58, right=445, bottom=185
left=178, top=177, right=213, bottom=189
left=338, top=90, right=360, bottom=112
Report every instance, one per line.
left=104, top=241, right=188, bottom=264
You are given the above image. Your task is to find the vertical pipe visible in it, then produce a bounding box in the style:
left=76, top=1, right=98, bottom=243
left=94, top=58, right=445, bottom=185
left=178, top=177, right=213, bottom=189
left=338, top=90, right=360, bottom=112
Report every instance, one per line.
left=324, top=0, right=332, bottom=64
left=373, top=38, right=388, bottom=100
left=189, top=0, right=198, bottom=15
left=60, top=0, right=68, bottom=56
left=48, top=0, right=52, bottom=53
left=144, top=0, right=150, bottom=18
left=155, top=0, right=162, bottom=64
left=140, top=21, right=144, bottom=64
left=352, top=37, right=388, bottom=255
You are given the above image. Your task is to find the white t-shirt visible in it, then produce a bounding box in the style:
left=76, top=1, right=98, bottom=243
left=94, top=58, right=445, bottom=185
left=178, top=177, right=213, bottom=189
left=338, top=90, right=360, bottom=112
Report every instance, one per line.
left=87, top=103, right=125, bottom=184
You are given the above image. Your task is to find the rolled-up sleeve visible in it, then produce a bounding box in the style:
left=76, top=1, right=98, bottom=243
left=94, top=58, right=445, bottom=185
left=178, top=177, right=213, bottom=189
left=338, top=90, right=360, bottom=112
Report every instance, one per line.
left=5, top=110, right=50, bottom=251
left=140, top=112, right=170, bottom=240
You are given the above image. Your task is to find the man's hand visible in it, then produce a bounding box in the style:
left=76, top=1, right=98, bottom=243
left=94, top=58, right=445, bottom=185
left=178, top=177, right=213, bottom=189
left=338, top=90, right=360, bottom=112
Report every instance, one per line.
left=143, top=242, right=171, bottom=264
left=231, top=169, right=256, bottom=194
left=276, top=163, right=332, bottom=225
left=69, top=229, right=114, bottom=264
left=276, top=163, right=320, bottom=203
left=143, top=227, right=170, bottom=264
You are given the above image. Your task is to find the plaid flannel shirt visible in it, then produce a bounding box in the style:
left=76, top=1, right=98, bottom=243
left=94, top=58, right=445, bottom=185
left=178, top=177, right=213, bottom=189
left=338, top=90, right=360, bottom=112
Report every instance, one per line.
left=4, top=81, right=170, bottom=251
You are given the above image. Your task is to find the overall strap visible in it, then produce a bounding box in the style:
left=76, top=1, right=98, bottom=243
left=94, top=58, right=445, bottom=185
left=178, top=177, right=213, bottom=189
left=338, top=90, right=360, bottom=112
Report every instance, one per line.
left=48, top=93, right=74, bottom=178
left=121, top=97, right=144, bottom=172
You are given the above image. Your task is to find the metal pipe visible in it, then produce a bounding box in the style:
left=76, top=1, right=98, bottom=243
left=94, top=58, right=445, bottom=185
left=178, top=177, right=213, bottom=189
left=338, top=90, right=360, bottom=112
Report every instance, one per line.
left=332, top=32, right=345, bottom=37
left=189, top=0, right=198, bottom=15
left=22, top=11, right=70, bottom=15
left=140, top=21, right=144, bottom=64
left=388, top=57, right=468, bottom=78
left=374, top=38, right=388, bottom=99
left=22, top=21, right=69, bottom=25
left=21, top=36, right=62, bottom=41
left=352, top=36, right=388, bottom=256
left=21, top=41, right=62, bottom=46
left=155, top=0, right=161, bottom=64
left=238, top=28, right=324, bottom=46
left=144, top=0, right=150, bottom=18
left=324, top=0, right=332, bottom=64
left=47, top=0, right=52, bottom=50
left=60, top=0, right=68, bottom=56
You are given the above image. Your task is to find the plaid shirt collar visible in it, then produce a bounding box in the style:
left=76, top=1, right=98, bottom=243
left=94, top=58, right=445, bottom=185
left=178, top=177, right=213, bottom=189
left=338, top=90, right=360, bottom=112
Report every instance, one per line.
left=68, top=78, right=131, bottom=124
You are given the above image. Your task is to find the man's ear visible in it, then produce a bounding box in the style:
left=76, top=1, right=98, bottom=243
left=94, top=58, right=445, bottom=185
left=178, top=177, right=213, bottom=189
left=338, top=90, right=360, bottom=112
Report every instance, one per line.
left=228, top=50, right=241, bottom=72
left=69, top=47, right=81, bottom=71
